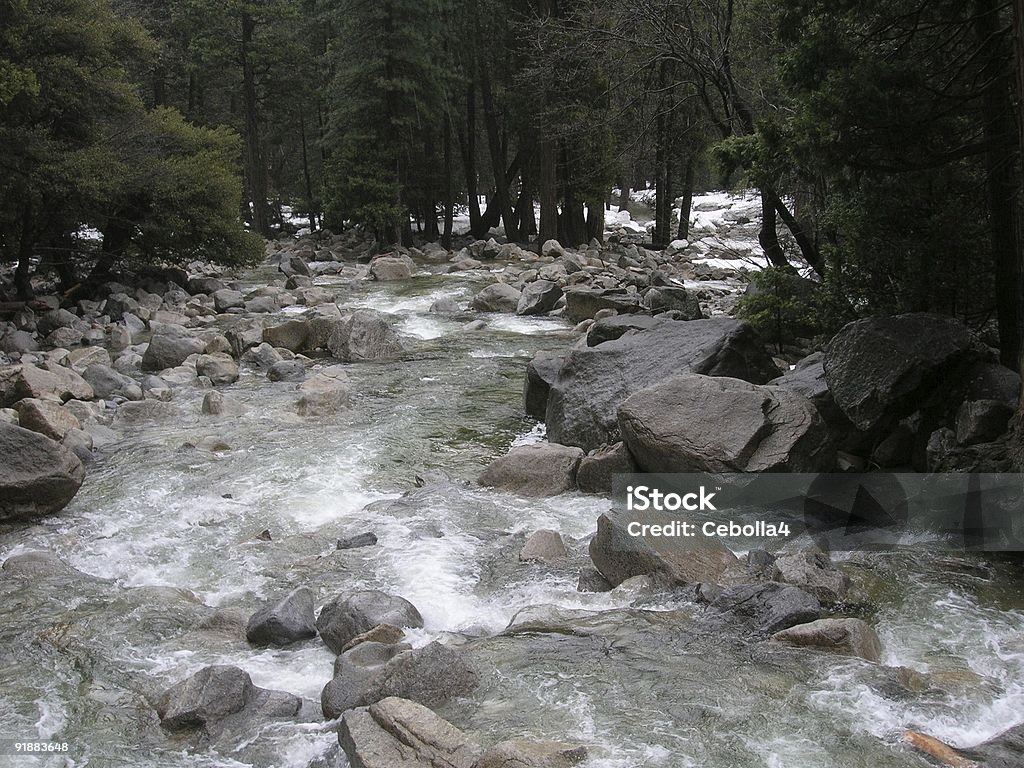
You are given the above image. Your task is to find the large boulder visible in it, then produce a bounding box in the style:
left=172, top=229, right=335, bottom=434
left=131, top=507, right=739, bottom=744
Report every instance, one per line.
left=588, top=512, right=740, bottom=588
left=772, top=618, right=882, bottom=662
left=322, top=641, right=477, bottom=719
left=586, top=315, right=664, bottom=347
left=478, top=443, right=584, bottom=497
left=770, top=552, right=849, bottom=605
left=317, top=590, right=424, bottom=654
left=295, top=368, right=351, bottom=417
left=196, top=353, right=240, bottom=385
left=327, top=310, right=403, bottom=362
left=0, top=422, right=85, bottom=520
left=369, top=255, right=415, bottom=281
left=471, top=283, right=522, bottom=313
left=708, top=582, right=822, bottom=635
left=156, top=665, right=303, bottom=744
left=823, top=313, right=978, bottom=433
left=641, top=285, right=703, bottom=318
left=575, top=442, right=636, bottom=494
left=338, top=697, right=481, bottom=768
left=563, top=288, right=641, bottom=323
left=263, top=320, right=310, bottom=352
left=523, top=351, right=567, bottom=420
left=517, top=280, right=563, bottom=316
left=546, top=318, right=780, bottom=452
left=768, top=352, right=848, bottom=429
left=83, top=363, right=143, bottom=401
left=246, top=587, right=318, bottom=647
left=17, top=398, right=82, bottom=441
left=142, top=327, right=205, bottom=371
left=617, top=375, right=835, bottom=473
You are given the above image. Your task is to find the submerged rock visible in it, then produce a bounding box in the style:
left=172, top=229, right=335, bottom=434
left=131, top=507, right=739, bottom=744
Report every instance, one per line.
left=519, top=530, right=567, bottom=562
left=772, top=618, right=882, bottom=662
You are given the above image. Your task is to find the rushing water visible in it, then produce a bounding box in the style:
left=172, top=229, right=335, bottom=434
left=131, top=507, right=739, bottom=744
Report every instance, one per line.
left=1, top=262, right=1022, bottom=768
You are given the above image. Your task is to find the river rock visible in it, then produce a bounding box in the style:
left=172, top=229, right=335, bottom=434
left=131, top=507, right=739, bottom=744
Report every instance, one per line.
left=956, top=399, right=1013, bottom=445
left=341, top=623, right=405, bottom=652
left=478, top=443, right=584, bottom=497
left=576, top=442, right=636, bottom=494
left=39, top=362, right=95, bottom=402
left=618, top=375, right=835, bottom=473
left=337, top=532, right=379, bottom=550
left=563, top=288, right=641, bottom=323
left=967, top=722, right=1024, bottom=767
left=327, top=310, right=403, bottom=361
left=317, top=590, right=424, bottom=654
left=17, top=398, right=82, bottom=441
left=476, top=739, right=587, bottom=768
left=0, top=424, right=83, bottom=521
left=546, top=318, right=781, bottom=452
left=226, top=321, right=265, bottom=358
left=589, top=512, right=740, bottom=587
left=641, top=286, right=703, bottom=319
left=37, top=308, right=79, bottom=336
left=263, top=320, right=309, bottom=352
left=524, top=350, right=567, bottom=420
left=369, top=255, right=415, bottom=281
left=212, top=288, right=245, bottom=312
left=585, top=314, right=664, bottom=347
left=323, top=641, right=477, bottom=719
left=1, top=329, right=39, bottom=355
left=708, top=582, right=822, bottom=635
left=202, top=390, right=245, bottom=417
left=338, top=696, right=481, bottom=768
left=143, top=327, right=205, bottom=371
left=83, top=363, right=143, bottom=400
left=296, top=368, right=351, bottom=416
left=68, top=346, right=111, bottom=374
left=519, top=530, right=567, bottom=562
left=196, top=353, right=240, bottom=385
left=517, top=280, right=563, bottom=316
left=471, top=283, right=522, bottom=312
left=187, top=276, right=226, bottom=295
left=823, top=313, right=978, bottom=433
left=772, top=618, right=882, bottom=662
left=241, top=341, right=282, bottom=371
left=246, top=587, right=318, bottom=647
left=768, top=352, right=848, bottom=429
left=157, top=665, right=302, bottom=738
left=268, top=360, right=306, bottom=382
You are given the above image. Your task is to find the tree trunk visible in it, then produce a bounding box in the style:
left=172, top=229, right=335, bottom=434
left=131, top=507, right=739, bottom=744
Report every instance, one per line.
left=977, top=0, right=1022, bottom=368
left=538, top=135, right=558, bottom=244
left=618, top=178, right=631, bottom=212
left=442, top=118, right=454, bottom=249
left=457, top=84, right=484, bottom=238
left=677, top=157, right=695, bottom=240
left=478, top=64, right=519, bottom=240
left=769, top=191, right=821, bottom=275
left=299, top=106, right=317, bottom=231
left=241, top=12, right=272, bottom=238
left=586, top=196, right=605, bottom=243
left=14, top=201, right=35, bottom=300
left=758, top=189, right=787, bottom=267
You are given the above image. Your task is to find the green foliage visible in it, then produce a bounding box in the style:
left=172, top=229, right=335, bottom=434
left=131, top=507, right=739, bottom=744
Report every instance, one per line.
left=736, top=267, right=822, bottom=349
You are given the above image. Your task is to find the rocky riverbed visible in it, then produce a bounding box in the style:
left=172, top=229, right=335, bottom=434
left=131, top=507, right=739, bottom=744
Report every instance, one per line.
left=1, top=194, right=1023, bottom=768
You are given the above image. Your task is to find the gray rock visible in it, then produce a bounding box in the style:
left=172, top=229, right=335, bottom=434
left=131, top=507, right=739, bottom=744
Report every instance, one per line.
left=263, top=320, right=310, bottom=352
left=1, top=329, right=39, bottom=355
left=142, top=327, right=205, bottom=371
left=39, top=363, right=95, bottom=402
left=478, top=443, right=584, bottom=497
left=327, top=310, right=403, bottom=362
left=968, top=723, right=1024, bottom=767
left=241, top=342, right=283, bottom=371
left=546, top=318, right=781, bottom=452
left=576, top=442, right=636, bottom=494
left=268, top=360, right=306, bottom=382
left=708, top=582, right=822, bottom=635
left=226, top=321, right=265, bottom=358
left=476, top=740, right=587, bottom=768
left=524, top=351, right=567, bottom=420
left=201, top=391, right=245, bottom=417
left=772, top=618, right=882, bottom=662
left=246, top=587, right=318, bottom=647
left=517, top=280, right=563, bottom=316
left=519, top=530, right=567, bottom=562
left=280, top=254, right=312, bottom=277
left=641, top=286, right=703, bottom=318
left=62, top=428, right=94, bottom=462
left=317, top=590, right=424, bottom=654
left=17, top=398, right=82, bottom=441
left=196, top=353, right=240, bottom=385
left=956, top=399, right=1013, bottom=445
left=965, top=362, right=1020, bottom=407
left=369, top=255, right=415, bottom=281
left=823, top=313, right=977, bottom=432
left=212, top=289, right=245, bottom=312
left=770, top=552, right=849, bottom=605
left=323, top=642, right=478, bottom=719
left=37, top=308, right=79, bottom=336
left=428, top=297, right=461, bottom=314
left=586, top=314, right=664, bottom=346
left=563, top=288, right=641, bottom=323
left=338, top=696, right=481, bottom=768
left=156, top=664, right=303, bottom=745
left=471, top=283, right=522, bottom=313
left=296, top=368, right=351, bottom=416
left=618, top=375, right=835, bottom=473
left=0, top=423, right=85, bottom=521
left=244, top=295, right=278, bottom=314
left=337, top=532, right=379, bottom=550
left=186, top=276, right=227, bottom=295
left=83, top=363, right=143, bottom=400
left=68, top=346, right=111, bottom=374
left=589, top=512, right=740, bottom=587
